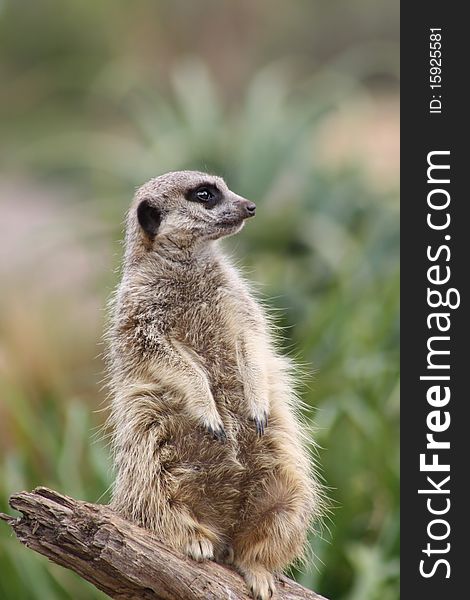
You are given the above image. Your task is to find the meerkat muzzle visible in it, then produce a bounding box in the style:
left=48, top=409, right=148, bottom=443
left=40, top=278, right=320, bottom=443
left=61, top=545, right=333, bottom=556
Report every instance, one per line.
left=238, top=199, right=256, bottom=218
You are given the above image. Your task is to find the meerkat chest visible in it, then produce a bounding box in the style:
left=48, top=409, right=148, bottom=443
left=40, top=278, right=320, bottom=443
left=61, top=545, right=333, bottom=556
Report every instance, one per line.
left=177, top=286, right=245, bottom=352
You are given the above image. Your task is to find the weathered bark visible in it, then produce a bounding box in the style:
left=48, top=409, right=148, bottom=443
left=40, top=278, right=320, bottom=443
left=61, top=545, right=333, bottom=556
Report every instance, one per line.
left=0, top=487, right=327, bottom=600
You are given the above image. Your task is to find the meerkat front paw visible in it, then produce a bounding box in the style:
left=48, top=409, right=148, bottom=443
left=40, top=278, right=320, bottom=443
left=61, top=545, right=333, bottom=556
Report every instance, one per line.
left=201, top=413, right=227, bottom=442
left=250, top=409, right=269, bottom=436
left=185, top=536, right=214, bottom=562
left=239, top=564, right=275, bottom=599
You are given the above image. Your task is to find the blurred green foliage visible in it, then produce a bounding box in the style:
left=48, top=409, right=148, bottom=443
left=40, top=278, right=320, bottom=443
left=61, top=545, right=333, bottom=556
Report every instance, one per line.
left=0, top=1, right=399, bottom=599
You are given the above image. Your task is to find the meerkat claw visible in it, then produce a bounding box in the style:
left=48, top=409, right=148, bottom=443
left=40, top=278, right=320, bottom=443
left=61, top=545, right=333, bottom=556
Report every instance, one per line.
left=254, top=418, right=264, bottom=436
left=252, top=413, right=268, bottom=436
left=186, top=537, right=214, bottom=562
left=241, top=566, right=275, bottom=600
left=206, top=424, right=227, bottom=442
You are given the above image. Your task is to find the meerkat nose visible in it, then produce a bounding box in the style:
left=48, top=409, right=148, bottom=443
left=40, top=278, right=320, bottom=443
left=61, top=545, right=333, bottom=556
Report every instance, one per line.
left=244, top=202, right=257, bottom=217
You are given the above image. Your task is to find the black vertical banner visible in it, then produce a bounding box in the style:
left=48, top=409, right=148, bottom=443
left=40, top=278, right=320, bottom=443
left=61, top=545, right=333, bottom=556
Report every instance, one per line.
left=401, top=3, right=467, bottom=598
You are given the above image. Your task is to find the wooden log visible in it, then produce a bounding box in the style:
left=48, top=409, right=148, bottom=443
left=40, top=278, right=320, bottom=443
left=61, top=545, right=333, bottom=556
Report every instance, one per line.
left=0, top=487, right=327, bottom=600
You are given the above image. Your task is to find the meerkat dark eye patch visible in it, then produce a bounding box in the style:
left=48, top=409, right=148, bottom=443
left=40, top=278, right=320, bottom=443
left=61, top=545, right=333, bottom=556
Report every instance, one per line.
left=185, top=183, right=221, bottom=209
left=137, top=199, right=162, bottom=237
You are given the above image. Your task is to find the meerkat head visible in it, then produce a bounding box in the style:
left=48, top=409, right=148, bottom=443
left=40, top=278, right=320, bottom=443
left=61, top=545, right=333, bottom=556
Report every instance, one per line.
left=128, top=171, right=256, bottom=253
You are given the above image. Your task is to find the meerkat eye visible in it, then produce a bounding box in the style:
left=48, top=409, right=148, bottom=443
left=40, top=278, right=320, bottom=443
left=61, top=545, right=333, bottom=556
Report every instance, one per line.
left=196, top=188, right=214, bottom=202
left=185, top=184, right=221, bottom=209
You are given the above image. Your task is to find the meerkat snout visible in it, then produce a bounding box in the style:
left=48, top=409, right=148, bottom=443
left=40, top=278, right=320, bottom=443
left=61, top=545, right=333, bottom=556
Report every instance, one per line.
left=240, top=199, right=256, bottom=217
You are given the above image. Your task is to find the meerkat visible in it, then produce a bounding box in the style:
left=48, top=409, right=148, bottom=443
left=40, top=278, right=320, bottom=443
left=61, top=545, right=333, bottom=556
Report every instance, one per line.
left=106, top=171, right=322, bottom=600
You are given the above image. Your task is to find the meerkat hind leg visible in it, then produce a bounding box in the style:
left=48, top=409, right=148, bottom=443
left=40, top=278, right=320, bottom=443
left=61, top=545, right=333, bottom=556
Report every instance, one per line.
left=232, top=467, right=311, bottom=599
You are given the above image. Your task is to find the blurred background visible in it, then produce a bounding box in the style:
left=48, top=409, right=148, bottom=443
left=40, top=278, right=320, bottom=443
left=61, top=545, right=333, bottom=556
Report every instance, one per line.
left=0, top=1, right=399, bottom=599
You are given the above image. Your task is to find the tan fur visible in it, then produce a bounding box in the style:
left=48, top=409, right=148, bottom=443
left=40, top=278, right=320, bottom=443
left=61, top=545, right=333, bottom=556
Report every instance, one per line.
left=105, top=171, right=322, bottom=599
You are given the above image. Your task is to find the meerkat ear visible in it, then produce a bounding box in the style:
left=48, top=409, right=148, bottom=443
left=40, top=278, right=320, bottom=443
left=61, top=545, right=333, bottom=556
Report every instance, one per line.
left=137, top=199, right=162, bottom=238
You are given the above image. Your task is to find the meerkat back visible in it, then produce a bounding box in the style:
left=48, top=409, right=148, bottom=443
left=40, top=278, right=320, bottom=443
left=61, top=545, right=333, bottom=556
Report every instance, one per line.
left=106, top=170, right=322, bottom=600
